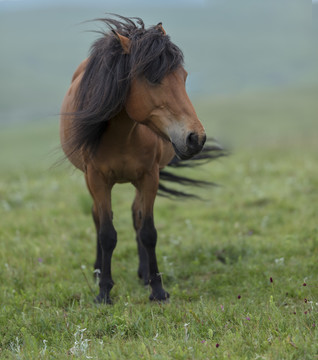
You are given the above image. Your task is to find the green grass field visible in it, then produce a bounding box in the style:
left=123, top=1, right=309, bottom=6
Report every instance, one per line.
left=0, top=86, right=317, bottom=359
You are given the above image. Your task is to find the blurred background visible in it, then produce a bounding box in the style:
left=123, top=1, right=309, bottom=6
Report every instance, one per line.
left=0, top=0, right=317, bottom=169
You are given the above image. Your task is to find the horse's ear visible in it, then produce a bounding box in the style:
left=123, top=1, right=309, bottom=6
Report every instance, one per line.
left=156, top=22, right=166, bottom=36
left=112, top=30, right=130, bottom=54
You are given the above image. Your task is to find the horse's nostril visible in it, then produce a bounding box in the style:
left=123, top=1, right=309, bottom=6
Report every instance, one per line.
left=186, top=132, right=199, bottom=149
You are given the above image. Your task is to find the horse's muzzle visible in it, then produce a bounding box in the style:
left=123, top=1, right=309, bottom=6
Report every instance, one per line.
left=173, top=132, right=206, bottom=160
left=186, top=132, right=206, bottom=152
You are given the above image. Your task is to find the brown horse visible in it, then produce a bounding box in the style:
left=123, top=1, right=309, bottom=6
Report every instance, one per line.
left=60, top=15, right=221, bottom=304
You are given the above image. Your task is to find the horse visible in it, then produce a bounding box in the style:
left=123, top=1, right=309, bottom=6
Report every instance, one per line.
left=60, top=15, right=221, bottom=304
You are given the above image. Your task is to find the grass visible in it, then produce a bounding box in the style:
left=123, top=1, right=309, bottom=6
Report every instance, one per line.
left=0, top=87, right=318, bottom=359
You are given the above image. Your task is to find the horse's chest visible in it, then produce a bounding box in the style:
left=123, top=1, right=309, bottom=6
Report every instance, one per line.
left=99, top=152, right=154, bottom=183
left=95, top=125, right=158, bottom=183
left=112, top=157, right=143, bottom=182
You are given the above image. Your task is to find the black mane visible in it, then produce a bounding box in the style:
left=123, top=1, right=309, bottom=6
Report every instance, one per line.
left=68, top=15, right=184, bottom=156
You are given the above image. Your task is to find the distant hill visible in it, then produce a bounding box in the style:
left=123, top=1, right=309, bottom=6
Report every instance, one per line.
left=0, top=0, right=317, bottom=123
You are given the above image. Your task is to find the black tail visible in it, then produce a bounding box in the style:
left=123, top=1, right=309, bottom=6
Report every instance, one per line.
left=158, top=139, right=227, bottom=199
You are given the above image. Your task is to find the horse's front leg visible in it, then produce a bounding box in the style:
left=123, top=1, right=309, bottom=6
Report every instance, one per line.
left=85, top=170, right=116, bottom=304
left=134, top=171, right=169, bottom=301
left=95, top=215, right=117, bottom=304
left=132, top=192, right=149, bottom=285
left=91, top=203, right=102, bottom=279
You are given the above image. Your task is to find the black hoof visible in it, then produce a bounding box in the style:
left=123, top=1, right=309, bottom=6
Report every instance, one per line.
left=149, top=289, right=170, bottom=302
left=94, top=293, right=112, bottom=305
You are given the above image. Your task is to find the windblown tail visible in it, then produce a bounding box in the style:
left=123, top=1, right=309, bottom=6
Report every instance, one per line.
left=158, top=139, right=227, bottom=199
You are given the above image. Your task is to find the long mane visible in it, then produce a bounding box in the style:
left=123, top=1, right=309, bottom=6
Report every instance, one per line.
left=68, top=15, right=184, bottom=156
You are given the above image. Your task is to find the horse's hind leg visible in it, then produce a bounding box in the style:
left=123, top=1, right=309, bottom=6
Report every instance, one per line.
left=133, top=172, right=169, bottom=301
left=132, top=193, right=149, bottom=285
left=85, top=168, right=116, bottom=304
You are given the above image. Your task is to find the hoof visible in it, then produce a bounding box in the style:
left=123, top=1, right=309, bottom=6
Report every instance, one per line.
left=94, top=293, right=112, bottom=305
left=149, top=289, right=170, bottom=302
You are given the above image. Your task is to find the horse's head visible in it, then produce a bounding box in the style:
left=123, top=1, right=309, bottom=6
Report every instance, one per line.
left=114, top=27, right=206, bottom=160
left=126, top=67, right=206, bottom=160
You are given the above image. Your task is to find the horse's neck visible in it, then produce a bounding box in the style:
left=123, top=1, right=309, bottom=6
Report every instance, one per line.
left=106, top=109, right=147, bottom=148
left=109, top=109, right=138, bottom=137
left=96, top=108, right=174, bottom=174
left=106, top=109, right=158, bottom=150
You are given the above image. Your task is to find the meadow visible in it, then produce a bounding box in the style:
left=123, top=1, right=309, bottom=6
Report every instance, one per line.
left=1, top=2, right=317, bottom=358
left=0, top=84, right=317, bottom=359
